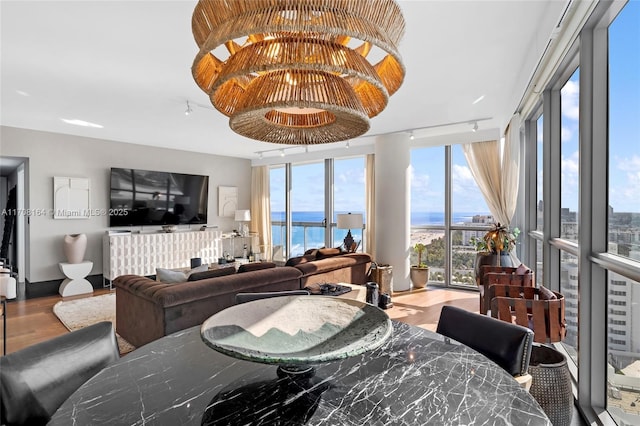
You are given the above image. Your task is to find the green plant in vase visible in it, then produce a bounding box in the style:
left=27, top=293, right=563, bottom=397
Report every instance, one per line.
left=470, top=222, right=520, bottom=284
left=410, top=243, right=429, bottom=289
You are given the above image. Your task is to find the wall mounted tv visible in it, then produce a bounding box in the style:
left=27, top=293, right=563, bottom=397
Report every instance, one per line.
left=109, top=168, right=209, bottom=227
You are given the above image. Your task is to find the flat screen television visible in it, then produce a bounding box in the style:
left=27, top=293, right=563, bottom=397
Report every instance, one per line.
left=109, top=167, right=209, bottom=227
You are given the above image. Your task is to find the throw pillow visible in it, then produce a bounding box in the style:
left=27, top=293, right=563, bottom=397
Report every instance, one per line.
left=316, top=247, right=342, bottom=259
left=156, top=268, right=188, bottom=284
left=538, top=285, right=557, bottom=300
left=515, top=263, right=530, bottom=275
left=284, top=255, right=315, bottom=267
left=188, top=266, right=235, bottom=281
left=237, top=262, right=276, bottom=273
left=156, top=264, right=209, bottom=284
left=304, top=248, right=319, bottom=257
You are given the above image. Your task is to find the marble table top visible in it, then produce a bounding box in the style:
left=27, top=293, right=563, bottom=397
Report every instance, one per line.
left=50, top=321, right=551, bottom=425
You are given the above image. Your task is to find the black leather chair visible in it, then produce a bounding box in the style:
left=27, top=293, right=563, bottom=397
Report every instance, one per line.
left=0, top=321, right=120, bottom=426
left=436, top=305, right=534, bottom=388
left=235, top=290, right=310, bottom=304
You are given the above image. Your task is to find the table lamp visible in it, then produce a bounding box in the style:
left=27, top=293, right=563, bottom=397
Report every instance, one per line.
left=336, top=213, right=363, bottom=252
left=234, top=209, right=251, bottom=236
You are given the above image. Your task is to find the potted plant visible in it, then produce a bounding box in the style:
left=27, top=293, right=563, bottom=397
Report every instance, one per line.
left=470, top=222, right=520, bottom=283
left=410, top=243, right=429, bottom=289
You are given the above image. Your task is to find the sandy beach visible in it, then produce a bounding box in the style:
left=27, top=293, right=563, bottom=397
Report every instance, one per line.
left=410, top=231, right=443, bottom=246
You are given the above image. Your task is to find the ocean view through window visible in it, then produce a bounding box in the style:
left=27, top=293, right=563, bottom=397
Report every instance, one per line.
left=411, top=145, right=493, bottom=288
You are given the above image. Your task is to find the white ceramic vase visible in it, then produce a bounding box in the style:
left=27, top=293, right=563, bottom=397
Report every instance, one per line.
left=63, top=233, right=87, bottom=264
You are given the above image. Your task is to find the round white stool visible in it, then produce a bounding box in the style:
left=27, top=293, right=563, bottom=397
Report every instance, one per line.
left=58, top=261, right=94, bottom=297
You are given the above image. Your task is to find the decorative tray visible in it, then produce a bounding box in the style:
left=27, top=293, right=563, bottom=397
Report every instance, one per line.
left=201, top=296, right=392, bottom=365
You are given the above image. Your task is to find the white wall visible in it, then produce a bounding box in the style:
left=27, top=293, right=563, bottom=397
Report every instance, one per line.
left=0, top=126, right=251, bottom=283
left=375, top=133, right=411, bottom=291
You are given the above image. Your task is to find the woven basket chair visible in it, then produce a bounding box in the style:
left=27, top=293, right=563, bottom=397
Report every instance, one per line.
left=478, top=266, right=535, bottom=315
left=489, top=284, right=566, bottom=344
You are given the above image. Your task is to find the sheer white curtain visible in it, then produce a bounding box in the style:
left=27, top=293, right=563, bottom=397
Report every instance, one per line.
left=462, top=114, right=521, bottom=225
left=365, top=154, right=375, bottom=259
left=462, top=114, right=521, bottom=260
left=251, top=166, right=272, bottom=261
left=501, top=114, right=521, bottom=224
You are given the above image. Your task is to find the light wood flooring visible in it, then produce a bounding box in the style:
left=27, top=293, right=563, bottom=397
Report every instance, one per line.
left=1, top=286, right=588, bottom=426
left=0, top=286, right=478, bottom=355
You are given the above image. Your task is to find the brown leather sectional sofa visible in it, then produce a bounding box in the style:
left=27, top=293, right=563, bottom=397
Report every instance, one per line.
left=114, top=252, right=371, bottom=348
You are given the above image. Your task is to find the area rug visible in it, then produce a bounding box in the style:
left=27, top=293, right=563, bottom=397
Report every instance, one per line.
left=53, top=293, right=136, bottom=355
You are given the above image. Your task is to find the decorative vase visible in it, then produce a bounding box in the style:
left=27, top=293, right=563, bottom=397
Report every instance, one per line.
left=410, top=266, right=429, bottom=289
left=474, top=252, right=513, bottom=285
left=63, top=233, right=87, bottom=264
left=529, top=344, right=573, bottom=426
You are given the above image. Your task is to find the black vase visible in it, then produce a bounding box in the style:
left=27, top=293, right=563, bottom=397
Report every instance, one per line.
left=474, top=252, right=514, bottom=285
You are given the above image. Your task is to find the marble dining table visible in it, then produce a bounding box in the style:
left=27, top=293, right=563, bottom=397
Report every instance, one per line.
left=50, top=320, right=551, bottom=425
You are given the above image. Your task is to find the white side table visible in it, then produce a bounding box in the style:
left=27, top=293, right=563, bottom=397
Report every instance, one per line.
left=0, top=268, right=17, bottom=300
left=58, top=261, right=94, bottom=297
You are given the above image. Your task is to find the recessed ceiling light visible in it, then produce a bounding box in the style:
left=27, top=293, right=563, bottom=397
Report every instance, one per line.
left=61, top=118, right=104, bottom=128
left=472, top=95, right=485, bottom=105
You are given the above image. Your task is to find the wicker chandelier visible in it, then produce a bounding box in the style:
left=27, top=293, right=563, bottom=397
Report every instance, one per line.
left=191, top=0, right=405, bottom=145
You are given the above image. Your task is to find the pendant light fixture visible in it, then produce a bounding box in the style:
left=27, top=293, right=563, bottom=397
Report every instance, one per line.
left=191, top=0, right=405, bottom=145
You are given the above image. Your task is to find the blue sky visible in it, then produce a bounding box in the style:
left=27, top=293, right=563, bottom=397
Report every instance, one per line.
left=560, top=1, right=640, bottom=213
left=608, top=0, right=640, bottom=213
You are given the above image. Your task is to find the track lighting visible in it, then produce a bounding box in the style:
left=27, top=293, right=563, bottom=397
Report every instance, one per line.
left=346, top=141, right=350, bottom=149
left=185, top=100, right=193, bottom=116
left=280, top=149, right=285, bottom=157
left=409, top=131, right=415, bottom=140
left=471, top=122, right=478, bottom=132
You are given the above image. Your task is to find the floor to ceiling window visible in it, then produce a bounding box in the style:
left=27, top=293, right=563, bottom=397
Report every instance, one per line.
left=559, top=67, right=581, bottom=365
left=291, top=162, right=325, bottom=257
left=270, top=165, right=287, bottom=262
left=333, top=157, right=366, bottom=248
left=269, top=156, right=366, bottom=260
left=560, top=68, right=580, bottom=242
left=411, top=146, right=446, bottom=285
left=525, top=1, right=640, bottom=423
left=411, top=145, right=492, bottom=288
left=535, top=114, right=544, bottom=286
left=606, top=1, right=640, bottom=423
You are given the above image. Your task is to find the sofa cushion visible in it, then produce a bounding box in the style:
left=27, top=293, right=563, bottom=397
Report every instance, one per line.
left=237, top=262, right=276, bottom=273
left=188, top=267, right=235, bottom=281
left=316, top=247, right=342, bottom=259
left=284, top=254, right=315, bottom=267
left=156, top=264, right=208, bottom=283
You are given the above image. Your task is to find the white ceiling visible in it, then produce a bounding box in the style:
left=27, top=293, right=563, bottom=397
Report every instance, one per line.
left=0, top=0, right=568, bottom=160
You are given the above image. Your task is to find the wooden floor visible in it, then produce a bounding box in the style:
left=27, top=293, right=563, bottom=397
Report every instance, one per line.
left=0, top=286, right=479, bottom=355
left=1, top=288, right=112, bottom=354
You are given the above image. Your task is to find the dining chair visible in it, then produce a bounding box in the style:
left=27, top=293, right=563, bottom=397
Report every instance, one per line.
left=478, top=265, right=534, bottom=314
left=235, top=290, right=310, bottom=304
left=489, top=284, right=566, bottom=344
left=0, top=321, right=120, bottom=426
left=436, top=305, right=534, bottom=390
